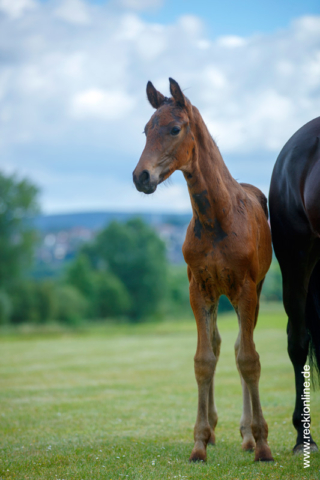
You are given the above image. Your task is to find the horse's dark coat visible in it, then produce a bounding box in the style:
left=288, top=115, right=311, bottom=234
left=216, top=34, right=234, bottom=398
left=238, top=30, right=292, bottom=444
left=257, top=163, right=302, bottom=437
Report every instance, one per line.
left=269, top=116, right=320, bottom=453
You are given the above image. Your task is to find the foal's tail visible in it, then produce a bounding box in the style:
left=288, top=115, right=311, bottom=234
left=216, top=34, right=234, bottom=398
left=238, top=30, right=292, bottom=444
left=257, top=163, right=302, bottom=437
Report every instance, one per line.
left=306, top=260, right=320, bottom=388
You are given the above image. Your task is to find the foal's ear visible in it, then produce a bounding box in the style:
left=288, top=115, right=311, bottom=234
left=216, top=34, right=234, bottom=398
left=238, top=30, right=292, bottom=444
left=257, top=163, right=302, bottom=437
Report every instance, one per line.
left=169, top=78, right=185, bottom=107
left=146, top=81, right=165, bottom=109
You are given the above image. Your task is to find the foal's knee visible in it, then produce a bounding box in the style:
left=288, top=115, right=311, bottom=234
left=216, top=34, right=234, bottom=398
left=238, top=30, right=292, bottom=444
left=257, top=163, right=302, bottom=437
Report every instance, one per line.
left=194, top=351, right=216, bottom=385
left=237, top=351, right=260, bottom=384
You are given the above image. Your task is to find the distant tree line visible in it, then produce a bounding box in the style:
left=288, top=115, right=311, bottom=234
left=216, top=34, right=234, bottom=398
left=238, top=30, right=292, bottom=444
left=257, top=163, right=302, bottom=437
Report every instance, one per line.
left=0, top=171, right=283, bottom=325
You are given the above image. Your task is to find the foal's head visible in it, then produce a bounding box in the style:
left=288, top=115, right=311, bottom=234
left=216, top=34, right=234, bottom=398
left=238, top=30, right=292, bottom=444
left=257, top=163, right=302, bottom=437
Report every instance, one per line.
left=133, top=78, right=195, bottom=194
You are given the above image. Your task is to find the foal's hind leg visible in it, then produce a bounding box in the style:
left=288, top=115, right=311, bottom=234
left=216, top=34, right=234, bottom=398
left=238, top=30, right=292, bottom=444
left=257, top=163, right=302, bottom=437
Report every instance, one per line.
left=208, top=306, right=221, bottom=446
left=189, top=284, right=217, bottom=462
left=236, top=280, right=273, bottom=462
left=235, top=281, right=263, bottom=452
left=235, top=331, right=255, bottom=451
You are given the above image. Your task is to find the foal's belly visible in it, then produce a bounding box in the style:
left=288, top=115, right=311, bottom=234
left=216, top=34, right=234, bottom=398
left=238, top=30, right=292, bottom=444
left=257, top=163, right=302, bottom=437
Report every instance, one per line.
left=193, top=262, right=241, bottom=304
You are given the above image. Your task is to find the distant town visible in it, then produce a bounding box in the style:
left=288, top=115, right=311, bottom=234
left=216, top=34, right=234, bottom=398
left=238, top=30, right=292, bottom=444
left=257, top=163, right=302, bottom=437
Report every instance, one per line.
left=33, top=211, right=192, bottom=276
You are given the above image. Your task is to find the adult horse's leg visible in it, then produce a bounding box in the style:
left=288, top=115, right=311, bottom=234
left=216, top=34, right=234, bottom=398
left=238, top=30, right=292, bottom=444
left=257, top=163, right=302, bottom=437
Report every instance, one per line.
left=189, top=282, right=217, bottom=462
left=236, top=280, right=273, bottom=462
left=281, top=262, right=318, bottom=453
left=208, top=306, right=221, bottom=445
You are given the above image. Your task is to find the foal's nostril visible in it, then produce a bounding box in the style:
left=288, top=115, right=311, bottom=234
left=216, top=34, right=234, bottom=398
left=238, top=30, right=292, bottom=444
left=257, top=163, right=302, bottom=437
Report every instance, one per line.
left=139, top=170, right=150, bottom=185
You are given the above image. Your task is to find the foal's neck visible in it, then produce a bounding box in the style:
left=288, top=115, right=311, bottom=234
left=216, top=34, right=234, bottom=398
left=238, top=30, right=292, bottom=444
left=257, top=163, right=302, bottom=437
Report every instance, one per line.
left=183, top=107, right=239, bottom=225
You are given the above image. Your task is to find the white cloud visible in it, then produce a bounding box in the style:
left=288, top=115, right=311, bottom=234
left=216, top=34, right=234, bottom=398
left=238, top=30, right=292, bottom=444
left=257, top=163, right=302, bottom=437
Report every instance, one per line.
left=70, top=88, right=136, bottom=120
left=54, top=0, right=91, bottom=25
left=116, top=13, right=145, bottom=41
left=217, top=35, right=246, bottom=48
left=178, top=15, right=203, bottom=36
left=0, top=3, right=320, bottom=213
left=119, top=0, right=164, bottom=11
left=0, top=0, right=36, bottom=19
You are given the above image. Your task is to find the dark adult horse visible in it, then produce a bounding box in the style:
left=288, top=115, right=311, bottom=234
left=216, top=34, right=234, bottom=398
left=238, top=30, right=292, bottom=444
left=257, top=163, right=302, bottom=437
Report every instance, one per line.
left=269, top=117, right=320, bottom=453
left=133, top=78, right=274, bottom=463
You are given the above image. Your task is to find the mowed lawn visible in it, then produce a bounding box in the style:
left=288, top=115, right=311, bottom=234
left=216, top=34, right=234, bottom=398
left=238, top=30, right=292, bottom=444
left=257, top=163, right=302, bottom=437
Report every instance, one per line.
left=1, top=307, right=320, bottom=480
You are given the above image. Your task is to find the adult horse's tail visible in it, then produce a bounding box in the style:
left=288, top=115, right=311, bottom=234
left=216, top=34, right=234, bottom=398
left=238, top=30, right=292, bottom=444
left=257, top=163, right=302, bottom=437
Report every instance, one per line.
left=306, top=260, right=320, bottom=387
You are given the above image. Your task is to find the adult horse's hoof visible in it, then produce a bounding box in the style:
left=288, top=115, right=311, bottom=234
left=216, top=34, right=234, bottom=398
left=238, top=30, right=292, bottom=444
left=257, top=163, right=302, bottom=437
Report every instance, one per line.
left=293, top=442, right=318, bottom=455
left=254, top=445, right=274, bottom=462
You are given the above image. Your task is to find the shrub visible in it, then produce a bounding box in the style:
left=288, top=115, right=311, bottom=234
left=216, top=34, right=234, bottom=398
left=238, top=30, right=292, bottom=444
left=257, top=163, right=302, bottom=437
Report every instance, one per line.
left=0, top=290, right=12, bottom=325
left=166, top=265, right=192, bottom=316
left=262, top=259, right=283, bottom=301
left=94, top=272, right=131, bottom=318
left=10, top=281, right=39, bottom=324
left=83, top=218, right=168, bottom=321
left=55, top=285, right=88, bottom=325
left=36, top=280, right=57, bottom=323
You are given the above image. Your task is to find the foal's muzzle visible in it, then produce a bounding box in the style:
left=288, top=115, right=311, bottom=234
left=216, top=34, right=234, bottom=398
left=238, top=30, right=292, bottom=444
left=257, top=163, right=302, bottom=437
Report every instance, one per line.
left=133, top=169, right=157, bottom=194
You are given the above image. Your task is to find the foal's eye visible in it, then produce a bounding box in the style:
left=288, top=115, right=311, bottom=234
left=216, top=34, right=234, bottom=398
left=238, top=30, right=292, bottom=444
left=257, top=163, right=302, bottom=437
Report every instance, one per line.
left=171, top=126, right=181, bottom=136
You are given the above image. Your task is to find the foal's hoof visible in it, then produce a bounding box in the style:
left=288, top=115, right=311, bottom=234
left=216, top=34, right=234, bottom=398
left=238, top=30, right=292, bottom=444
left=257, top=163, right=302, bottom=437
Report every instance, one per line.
left=242, top=439, right=255, bottom=452
left=254, top=446, right=274, bottom=462
left=255, top=455, right=274, bottom=462
left=207, top=431, right=216, bottom=446
left=293, top=442, right=318, bottom=455
left=189, top=449, right=207, bottom=462
left=240, top=427, right=255, bottom=451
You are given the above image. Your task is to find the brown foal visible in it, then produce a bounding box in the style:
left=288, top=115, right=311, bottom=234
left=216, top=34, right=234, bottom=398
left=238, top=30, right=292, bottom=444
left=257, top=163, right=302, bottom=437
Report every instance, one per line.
left=133, top=78, right=274, bottom=463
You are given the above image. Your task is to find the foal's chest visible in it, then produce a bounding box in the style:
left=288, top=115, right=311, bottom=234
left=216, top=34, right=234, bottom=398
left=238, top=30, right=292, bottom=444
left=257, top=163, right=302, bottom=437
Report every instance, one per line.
left=182, top=225, right=243, bottom=303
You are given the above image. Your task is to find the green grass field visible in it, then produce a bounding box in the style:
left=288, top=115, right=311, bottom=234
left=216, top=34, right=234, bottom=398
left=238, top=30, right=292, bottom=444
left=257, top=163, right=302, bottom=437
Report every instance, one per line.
left=1, top=306, right=319, bottom=479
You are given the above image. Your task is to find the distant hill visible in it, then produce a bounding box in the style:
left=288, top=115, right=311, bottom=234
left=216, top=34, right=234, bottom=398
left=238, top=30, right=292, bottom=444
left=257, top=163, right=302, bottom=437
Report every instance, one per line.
left=34, top=211, right=192, bottom=232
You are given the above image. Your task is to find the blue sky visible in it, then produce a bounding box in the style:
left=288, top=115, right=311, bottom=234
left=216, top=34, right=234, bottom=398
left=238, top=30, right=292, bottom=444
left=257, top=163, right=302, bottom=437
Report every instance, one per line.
left=141, top=0, right=320, bottom=36
left=66, top=0, right=320, bottom=36
left=38, top=0, right=320, bottom=36
left=1, top=0, right=320, bottom=213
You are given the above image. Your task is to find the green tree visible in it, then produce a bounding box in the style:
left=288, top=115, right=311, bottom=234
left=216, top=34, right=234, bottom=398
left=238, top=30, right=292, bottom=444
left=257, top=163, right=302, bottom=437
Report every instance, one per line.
left=0, top=290, right=12, bottom=325
left=10, top=281, right=39, bottom=324
left=166, top=264, right=192, bottom=316
left=66, top=254, right=95, bottom=299
left=55, top=285, right=88, bottom=325
left=0, top=172, right=39, bottom=289
left=94, top=271, right=131, bottom=318
left=36, top=280, right=57, bottom=323
left=262, top=258, right=283, bottom=301
left=66, top=254, right=131, bottom=319
left=83, top=218, right=167, bottom=320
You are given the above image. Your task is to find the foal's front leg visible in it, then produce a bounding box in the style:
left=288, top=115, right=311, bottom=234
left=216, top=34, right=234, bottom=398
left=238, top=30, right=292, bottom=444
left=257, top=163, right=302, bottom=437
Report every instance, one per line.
left=189, top=283, right=217, bottom=462
left=208, top=309, right=221, bottom=446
